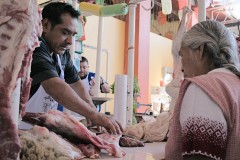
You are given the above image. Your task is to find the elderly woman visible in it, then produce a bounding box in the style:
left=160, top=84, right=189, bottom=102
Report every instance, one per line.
left=165, top=20, right=240, bottom=160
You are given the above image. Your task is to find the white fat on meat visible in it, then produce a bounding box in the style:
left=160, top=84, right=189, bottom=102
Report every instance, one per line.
left=19, top=125, right=85, bottom=160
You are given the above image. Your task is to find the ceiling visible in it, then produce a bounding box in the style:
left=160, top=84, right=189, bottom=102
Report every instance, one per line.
left=206, top=0, right=240, bottom=27
left=37, top=0, right=240, bottom=35
left=37, top=0, right=240, bottom=26
left=155, top=0, right=240, bottom=27
left=149, top=0, right=240, bottom=37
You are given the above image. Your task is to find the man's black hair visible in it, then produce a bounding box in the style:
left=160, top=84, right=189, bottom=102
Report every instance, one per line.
left=80, top=56, right=88, bottom=63
left=42, top=2, right=80, bottom=28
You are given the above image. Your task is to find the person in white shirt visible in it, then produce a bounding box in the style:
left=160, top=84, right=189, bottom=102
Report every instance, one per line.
left=79, top=56, right=110, bottom=111
left=79, top=56, right=110, bottom=95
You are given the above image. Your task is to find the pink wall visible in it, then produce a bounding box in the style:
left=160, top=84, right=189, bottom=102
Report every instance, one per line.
left=135, top=0, right=151, bottom=113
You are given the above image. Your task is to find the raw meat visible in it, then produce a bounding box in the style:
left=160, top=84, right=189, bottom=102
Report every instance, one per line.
left=78, top=144, right=100, bottom=159
left=82, top=127, right=144, bottom=147
left=119, top=136, right=145, bottom=147
left=19, top=125, right=85, bottom=160
left=0, top=0, right=42, bottom=159
left=23, top=110, right=126, bottom=158
left=97, top=133, right=123, bottom=155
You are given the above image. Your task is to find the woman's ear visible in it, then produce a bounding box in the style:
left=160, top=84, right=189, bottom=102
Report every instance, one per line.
left=198, top=44, right=204, bottom=60
left=192, top=44, right=204, bottom=63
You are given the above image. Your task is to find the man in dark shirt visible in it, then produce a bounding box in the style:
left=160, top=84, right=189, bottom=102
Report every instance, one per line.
left=20, top=2, right=122, bottom=134
left=30, top=37, right=79, bottom=99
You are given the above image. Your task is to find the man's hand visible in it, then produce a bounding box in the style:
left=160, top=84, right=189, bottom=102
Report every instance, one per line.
left=91, top=113, right=123, bottom=135
left=89, top=87, right=94, bottom=96
left=90, top=78, right=96, bottom=86
left=90, top=77, right=104, bottom=87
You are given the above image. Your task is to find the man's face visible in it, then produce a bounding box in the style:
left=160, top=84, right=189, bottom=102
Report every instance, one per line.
left=79, top=61, right=89, bottom=78
left=43, top=13, right=78, bottom=55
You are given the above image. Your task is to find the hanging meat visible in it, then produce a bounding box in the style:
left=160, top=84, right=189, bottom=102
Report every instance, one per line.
left=0, top=0, right=42, bottom=159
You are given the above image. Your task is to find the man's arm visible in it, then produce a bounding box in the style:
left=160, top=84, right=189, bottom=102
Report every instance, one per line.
left=89, top=77, right=110, bottom=94
left=42, top=77, right=97, bottom=118
left=69, top=79, right=96, bottom=110
left=42, top=77, right=123, bottom=134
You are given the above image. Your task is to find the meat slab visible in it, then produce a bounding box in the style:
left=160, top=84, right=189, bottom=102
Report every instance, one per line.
left=119, top=136, right=145, bottom=147
left=19, top=125, right=85, bottom=160
left=0, top=0, right=42, bottom=159
left=23, top=110, right=126, bottom=158
left=78, top=144, right=100, bottom=159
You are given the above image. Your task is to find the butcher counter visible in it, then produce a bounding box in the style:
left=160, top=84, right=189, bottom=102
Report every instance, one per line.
left=85, top=142, right=166, bottom=160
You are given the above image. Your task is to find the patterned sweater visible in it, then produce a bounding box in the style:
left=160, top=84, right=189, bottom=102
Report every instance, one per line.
left=165, top=70, right=240, bottom=160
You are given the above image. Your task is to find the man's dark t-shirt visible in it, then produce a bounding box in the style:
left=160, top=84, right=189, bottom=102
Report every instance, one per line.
left=30, top=37, right=80, bottom=98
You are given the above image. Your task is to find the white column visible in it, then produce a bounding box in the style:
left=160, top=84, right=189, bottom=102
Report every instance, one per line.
left=93, top=17, right=104, bottom=97
left=126, top=2, right=137, bottom=126
left=188, top=0, right=191, bottom=9
left=198, top=0, right=206, bottom=22
left=72, top=0, right=78, bottom=9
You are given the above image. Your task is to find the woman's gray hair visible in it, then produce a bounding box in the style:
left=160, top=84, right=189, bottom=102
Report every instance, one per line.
left=181, top=20, right=240, bottom=77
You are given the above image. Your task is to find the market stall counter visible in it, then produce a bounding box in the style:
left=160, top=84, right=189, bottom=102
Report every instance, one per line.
left=20, top=110, right=166, bottom=160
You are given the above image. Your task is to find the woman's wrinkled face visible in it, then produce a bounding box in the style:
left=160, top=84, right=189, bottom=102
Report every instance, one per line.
left=43, top=13, right=78, bottom=55
left=180, top=47, right=203, bottom=78
left=237, top=38, right=240, bottom=55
